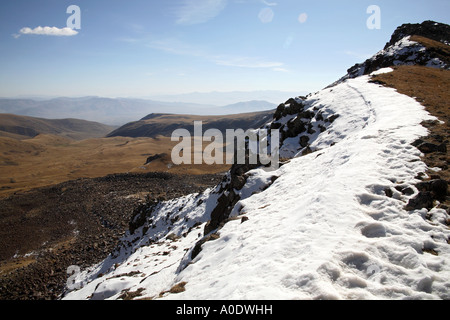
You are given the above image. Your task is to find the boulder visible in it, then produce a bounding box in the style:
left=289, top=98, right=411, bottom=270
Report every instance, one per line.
left=430, top=179, right=448, bottom=201
left=406, top=191, right=434, bottom=210
left=417, top=142, right=447, bottom=154
left=299, top=136, right=310, bottom=148
left=144, top=153, right=166, bottom=165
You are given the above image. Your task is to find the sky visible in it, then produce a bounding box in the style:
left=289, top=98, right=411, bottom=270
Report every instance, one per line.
left=0, top=0, right=449, bottom=99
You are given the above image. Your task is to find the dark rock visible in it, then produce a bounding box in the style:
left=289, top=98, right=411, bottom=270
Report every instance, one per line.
left=241, top=216, right=249, bottom=224
left=129, top=200, right=158, bottom=235
left=318, top=124, right=327, bottom=133
left=416, top=181, right=432, bottom=191
left=270, top=122, right=282, bottom=130
left=407, top=178, right=448, bottom=211
left=191, top=232, right=220, bottom=260
left=401, top=187, right=415, bottom=195
left=430, top=179, right=448, bottom=201
left=384, top=188, right=393, bottom=198
left=416, top=142, right=447, bottom=154
left=231, top=175, right=247, bottom=191
left=302, top=147, right=313, bottom=156
left=412, top=139, right=424, bottom=147
left=286, top=117, right=307, bottom=138
left=299, top=136, right=310, bottom=148
left=298, top=110, right=315, bottom=120
left=315, top=112, right=324, bottom=122
left=274, top=104, right=286, bottom=121
left=144, top=153, right=166, bottom=165
left=406, top=191, right=434, bottom=211
left=307, top=123, right=316, bottom=135
left=327, top=114, right=340, bottom=124
left=205, top=191, right=240, bottom=235
left=284, top=98, right=305, bottom=114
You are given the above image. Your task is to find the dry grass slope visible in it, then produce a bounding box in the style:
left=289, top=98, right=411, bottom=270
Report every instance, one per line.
left=0, top=134, right=230, bottom=198
left=0, top=113, right=115, bottom=140
left=107, top=111, right=273, bottom=138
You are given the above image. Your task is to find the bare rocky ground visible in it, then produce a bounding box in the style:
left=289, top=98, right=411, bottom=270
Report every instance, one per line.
left=0, top=172, right=223, bottom=300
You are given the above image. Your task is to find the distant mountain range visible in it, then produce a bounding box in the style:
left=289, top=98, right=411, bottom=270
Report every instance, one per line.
left=149, top=90, right=304, bottom=105
left=0, top=92, right=294, bottom=126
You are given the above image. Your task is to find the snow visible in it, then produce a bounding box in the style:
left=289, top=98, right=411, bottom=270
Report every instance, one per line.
left=63, top=75, right=450, bottom=300
left=380, top=36, right=422, bottom=58
left=370, top=67, right=394, bottom=76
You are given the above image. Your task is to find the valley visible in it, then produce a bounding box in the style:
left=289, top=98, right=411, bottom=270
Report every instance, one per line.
left=0, top=134, right=229, bottom=198
left=0, top=110, right=269, bottom=197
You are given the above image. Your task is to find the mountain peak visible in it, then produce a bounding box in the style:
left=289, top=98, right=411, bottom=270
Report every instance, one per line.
left=385, top=20, right=450, bottom=49
left=337, top=20, right=450, bottom=84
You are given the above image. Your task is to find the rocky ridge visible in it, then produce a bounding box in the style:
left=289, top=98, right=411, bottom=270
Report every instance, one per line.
left=337, top=21, right=450, bottom=84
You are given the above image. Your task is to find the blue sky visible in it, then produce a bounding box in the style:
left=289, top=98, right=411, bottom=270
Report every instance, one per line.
left=0, top=0, right=449, bottom=98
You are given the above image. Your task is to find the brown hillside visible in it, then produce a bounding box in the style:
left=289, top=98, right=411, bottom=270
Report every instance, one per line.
left=0, top=114, right=115, bottom=140
left=410, top=35, right=450, bottom=66
left=107, top=111, right=273, bottom=138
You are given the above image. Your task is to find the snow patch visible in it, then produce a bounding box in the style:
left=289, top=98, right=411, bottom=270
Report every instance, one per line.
left=371, top=67, right=394, bottom=76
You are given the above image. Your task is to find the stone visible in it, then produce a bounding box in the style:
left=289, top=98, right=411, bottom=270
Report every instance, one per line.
left=384, top=188, right=393, bottom=198
left=416, top=142, right=447, bottom=154
left=299, top=136, right=310, bottom=148
left=430, top=179, right=448, bottom=201
left=406, top=191, right=434, bottom=211
left=401, top=187, right=415, bottom=195
left=274, top=104, right=286, bottom=121
left=144, top=153, right=166, bottom=165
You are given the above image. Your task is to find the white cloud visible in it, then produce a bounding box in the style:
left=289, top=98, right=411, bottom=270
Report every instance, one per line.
left=148, top=38, right=205, bottom=57
left=214, top=55, right=283, bottom=69
left=261, top=0, right=277, bottom=6
left=272, top=67, right=289, bottom=72
left=148, top=38, right=285, bottom=70
left=343, top=50, right=372, bottom=61
left=16, top=26, right=78, bottom=37
left=175, top=0, right=228, bottom=25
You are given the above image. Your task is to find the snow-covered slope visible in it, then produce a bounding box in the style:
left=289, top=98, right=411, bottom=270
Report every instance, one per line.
left=63, top=71, right=450, bottom=300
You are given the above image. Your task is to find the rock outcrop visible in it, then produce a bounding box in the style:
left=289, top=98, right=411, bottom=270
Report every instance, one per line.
left=339, top=21, right=450, bottom=83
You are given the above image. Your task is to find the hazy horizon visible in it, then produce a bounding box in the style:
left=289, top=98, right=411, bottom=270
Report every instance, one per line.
left=0, top=89, right=304, bottom=105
